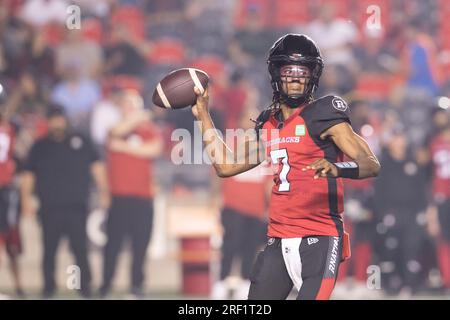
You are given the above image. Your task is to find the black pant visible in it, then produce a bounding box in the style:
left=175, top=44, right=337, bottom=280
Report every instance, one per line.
left=0, top=186, right=11, bottom=233
left=375, top=209, right=427, bottom=293
left=248, top=236, right=343, bottom=300
left=39, top=206, right=91, bottom=295
left=101, top=196, right=153, bottom=292
left=220, top=207, right=266, bottom=280
left=438, top=199, right=450, bottom=240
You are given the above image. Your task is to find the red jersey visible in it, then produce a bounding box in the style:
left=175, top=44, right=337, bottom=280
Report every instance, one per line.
left=260, top=95, right=350, bottom=238
left=430, top=133, right=450, bottom=199
left=222, top=165, right=268, bottom=218
left=0, top=122, right=16, bottom=187
left=107, top=122, right=160, bottom=199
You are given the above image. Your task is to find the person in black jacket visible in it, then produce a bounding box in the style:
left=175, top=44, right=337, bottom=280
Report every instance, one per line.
left=21, top=105, right=109, bottom=298
left=373, top=127, right=430, bottom=296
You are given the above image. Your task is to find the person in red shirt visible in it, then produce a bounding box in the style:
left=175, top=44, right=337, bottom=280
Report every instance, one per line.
left=100, top=90, right=163, bottom=298
left=192, top=34, right=380, bottom=300
left=0, top=93, right=25, bottom=298
left=211, top=107, right=270, bottom=300
left=427, top=119, right=450, bottom=290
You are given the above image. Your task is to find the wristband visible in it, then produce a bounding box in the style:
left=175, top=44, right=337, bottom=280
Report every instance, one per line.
left=334, top=161, right=359, bottom=179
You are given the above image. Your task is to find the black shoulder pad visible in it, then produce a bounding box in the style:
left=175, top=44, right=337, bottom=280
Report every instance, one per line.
left=254, top=108, right=273, bottom=132
left=301, top=95, right=351, bottom=139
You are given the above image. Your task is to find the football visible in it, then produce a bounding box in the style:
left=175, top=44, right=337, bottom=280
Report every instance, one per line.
left=152, top=68, right=209, bottom=109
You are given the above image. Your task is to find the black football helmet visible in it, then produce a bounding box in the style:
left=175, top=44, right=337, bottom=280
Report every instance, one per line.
left=267, top=33, right=324, bottom=108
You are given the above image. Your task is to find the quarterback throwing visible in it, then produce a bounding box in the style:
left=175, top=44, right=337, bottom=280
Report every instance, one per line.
left=192, top=34, right=380, bottom=300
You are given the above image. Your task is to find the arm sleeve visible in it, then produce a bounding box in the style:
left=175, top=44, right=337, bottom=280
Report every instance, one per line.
left=306, top=95, right=352, bottom=139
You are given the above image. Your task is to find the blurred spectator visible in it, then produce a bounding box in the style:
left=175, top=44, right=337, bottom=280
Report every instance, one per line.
left=228, top=6, right=278, bottom=101
left=402, top=20, right=443, bottom=97
left=186, top=0, right=233, bottom=57
left=0, top=13, right=54, bottom=82
left=25, top=30, right=55, bottom=87
left=51, top=62, right=101, bottom=131
left=221, top=71, right=258, bottom=129
left=145, top=0, right=185, bottom=22
left=317, top=64, right=355, bottom=96
left=425, top=107, right=450, bottom=145
left=145, top=0, right=187, bottom=39
left=3, top=72, right=50, bottom=167
left=0, top=23, right=55, bottom=84
left=4, top=72, right=48, bottom=164
left=8, top=72, right=47, bottom=116
left=56, top=29, right=103, bottom=79
left=72, top=0, right=111, bottom=18
left=90, top=88, right=121, bottom=149
left=0, top=17, right=33, bottom=80
left=21, top=105, right=109, bottom=298
left=104, top=25, right=148, bottom=77
left=0, top=87, right=24, bottom=298
left=229, top=4, right=278, bottom=65
left=427, top=117, right=450, bottom=291
left=336, top=100, right=378, bottom=297
left=211, top=106, right=268, bottom=300
left=19, top=0, right=68, bottom=27
left=354, top=33, right=397, bottom=74
left=100, top=90, right=163, bottom=298
left=302, top=3, right=358, bottom=67
left=373, top=128, right=430, bottom=296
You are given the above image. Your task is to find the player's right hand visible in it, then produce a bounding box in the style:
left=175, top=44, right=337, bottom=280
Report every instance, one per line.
left=192, top=86, right=209, bottom=119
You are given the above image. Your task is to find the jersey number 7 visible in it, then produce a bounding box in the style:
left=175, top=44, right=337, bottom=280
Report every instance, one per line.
left=270, top=148, right=291, bottom=192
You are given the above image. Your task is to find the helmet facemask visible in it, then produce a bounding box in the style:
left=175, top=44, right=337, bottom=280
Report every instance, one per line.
left=279, top=64, right=311, bottom=106
left=269, top=59, right=321, bottom=108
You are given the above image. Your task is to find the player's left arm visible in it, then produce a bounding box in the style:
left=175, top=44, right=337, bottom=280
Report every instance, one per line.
left=303, top=122, right=381, bottom=179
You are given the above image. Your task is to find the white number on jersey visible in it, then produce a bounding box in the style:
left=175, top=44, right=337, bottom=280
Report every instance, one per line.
left=270, top=148, right=291, bottom=192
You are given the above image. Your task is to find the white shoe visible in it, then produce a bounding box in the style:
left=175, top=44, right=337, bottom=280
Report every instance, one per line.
left=211, top=281, right=228, bottom=300
left=233, top=280, right=250, bottom=300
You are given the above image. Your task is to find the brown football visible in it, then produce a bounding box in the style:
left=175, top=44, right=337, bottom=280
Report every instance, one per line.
left=152, top=68, right=209, bottom=109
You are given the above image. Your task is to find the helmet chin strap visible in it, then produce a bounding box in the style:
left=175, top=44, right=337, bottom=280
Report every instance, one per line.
left=271, top=78, right=314, bottom=108
left=278, top=82, right=310, bottom=108
left=280, top=93, right=308, bottom=108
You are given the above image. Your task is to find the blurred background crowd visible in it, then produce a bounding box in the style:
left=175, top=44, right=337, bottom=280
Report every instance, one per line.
left=1, top=0, right=450, bottom=299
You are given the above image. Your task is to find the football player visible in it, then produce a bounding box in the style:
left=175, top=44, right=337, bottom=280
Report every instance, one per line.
left=0, top=87, right=25, bottom=298
left=427, top=113, right=450, bottom=291
left=192, top=34, right=380, bottom=300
